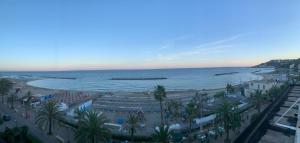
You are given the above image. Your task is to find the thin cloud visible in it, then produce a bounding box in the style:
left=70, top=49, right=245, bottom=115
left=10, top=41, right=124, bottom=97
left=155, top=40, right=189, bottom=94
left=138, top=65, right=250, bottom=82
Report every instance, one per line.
left=160, top=35, right=188, bottom=50
left=194, top=34, right=245, bottom=48
left=149, top=33, right=246, bottom=62
left=153, top=45, right=233, bottom=61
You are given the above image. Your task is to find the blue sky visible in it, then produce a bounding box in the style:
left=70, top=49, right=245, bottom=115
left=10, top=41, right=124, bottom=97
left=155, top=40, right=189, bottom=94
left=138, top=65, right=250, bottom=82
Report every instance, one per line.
left=0, top=0, right=299, bottom=71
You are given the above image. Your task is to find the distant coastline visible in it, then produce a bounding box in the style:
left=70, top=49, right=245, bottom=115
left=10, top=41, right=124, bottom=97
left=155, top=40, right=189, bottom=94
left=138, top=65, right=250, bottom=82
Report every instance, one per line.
left=110, top=77, right=167, bottom=80
left=251, top=70, right=262, bottom=74
left=214, top=72, right=239, bottom=76
left=42, top=76, right=77, bottom=80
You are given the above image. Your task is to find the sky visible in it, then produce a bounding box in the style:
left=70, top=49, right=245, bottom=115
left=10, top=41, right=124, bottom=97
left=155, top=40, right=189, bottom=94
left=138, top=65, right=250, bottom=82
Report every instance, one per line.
left=0, top=0, right=300, bottom=71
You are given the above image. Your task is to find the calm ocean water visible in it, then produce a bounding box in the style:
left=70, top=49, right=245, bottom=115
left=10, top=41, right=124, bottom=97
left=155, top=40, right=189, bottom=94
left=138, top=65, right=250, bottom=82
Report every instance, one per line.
left=0, top=67, right=273, bottom=92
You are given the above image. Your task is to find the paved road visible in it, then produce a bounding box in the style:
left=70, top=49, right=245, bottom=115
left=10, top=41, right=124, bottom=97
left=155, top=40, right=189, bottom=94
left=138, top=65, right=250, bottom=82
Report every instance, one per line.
left=0, top=103, right=58, bottom=143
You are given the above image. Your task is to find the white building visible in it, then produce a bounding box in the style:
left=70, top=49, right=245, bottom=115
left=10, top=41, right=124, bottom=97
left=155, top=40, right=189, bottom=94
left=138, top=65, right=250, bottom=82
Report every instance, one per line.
left=245, top=80, right=282, bottom=97
left=273, top=74, right=288, bottom=82
left=290, top=64, right=295, bottom=69
left=264, top=74, right=288, bottom=82
left=66, top=99, right=93, bottom=117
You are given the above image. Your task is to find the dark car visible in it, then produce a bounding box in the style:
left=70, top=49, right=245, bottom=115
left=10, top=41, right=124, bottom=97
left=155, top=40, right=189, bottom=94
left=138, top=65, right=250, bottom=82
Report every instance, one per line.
left=3, top=115, right=11, bottom=121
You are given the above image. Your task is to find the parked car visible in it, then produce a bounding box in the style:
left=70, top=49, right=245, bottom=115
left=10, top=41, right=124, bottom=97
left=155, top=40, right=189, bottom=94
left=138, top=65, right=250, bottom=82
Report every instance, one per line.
left=218, top=127, right=224, bottom=133
left=3, top=114, right=11, bottom=121
left=208, top=130, right=217, bottom=139
left=197, top=133, right=207, bottom=142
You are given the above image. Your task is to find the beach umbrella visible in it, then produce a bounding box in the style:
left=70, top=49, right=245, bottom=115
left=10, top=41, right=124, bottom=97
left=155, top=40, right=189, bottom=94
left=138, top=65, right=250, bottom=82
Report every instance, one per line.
left=116, top=118, right=124, bottom=124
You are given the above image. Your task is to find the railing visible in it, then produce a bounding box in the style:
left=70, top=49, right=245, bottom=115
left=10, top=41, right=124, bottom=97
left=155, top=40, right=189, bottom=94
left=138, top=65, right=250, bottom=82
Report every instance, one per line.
left=234, top=85, right=291, bottom=143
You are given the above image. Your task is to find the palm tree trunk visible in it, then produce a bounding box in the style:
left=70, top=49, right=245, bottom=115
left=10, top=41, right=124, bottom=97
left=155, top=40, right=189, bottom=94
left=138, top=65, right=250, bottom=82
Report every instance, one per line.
left=131, top=128, right=134, bottom=141
left=225, top=127, right=230, bottom=143
left=92, top=136, right=95, bottom=143
left=189, top=118, right=192, bottom=132
left=160, top=100, right=164, bottom=125
left=48, top=118, right=52, bottom=135
left=1, top=95, right=4, bottom=104
left=25, top=106, right=28, bottom=119
left=11, top=96, right=14, bottom=109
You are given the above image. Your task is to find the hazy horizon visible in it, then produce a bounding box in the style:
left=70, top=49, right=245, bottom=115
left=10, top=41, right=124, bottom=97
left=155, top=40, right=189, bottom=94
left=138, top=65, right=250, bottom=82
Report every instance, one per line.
left=0, top=65, right=259, bottom=72
left=1, top=0, right=299, bottom=71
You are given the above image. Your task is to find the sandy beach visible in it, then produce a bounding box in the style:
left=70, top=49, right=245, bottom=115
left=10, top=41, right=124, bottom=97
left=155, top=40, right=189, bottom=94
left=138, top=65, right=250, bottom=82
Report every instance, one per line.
left=7, top=77, right=229, bottom=136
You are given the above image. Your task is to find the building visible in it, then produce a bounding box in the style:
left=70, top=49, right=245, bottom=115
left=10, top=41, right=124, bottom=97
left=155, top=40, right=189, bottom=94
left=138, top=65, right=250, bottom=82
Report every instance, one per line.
left=49, top=91, right=93, bottom=117
left=244, top=80, right=282, bottom=97
left=273, top=74, right=288, bottom=82
left=32, top=94, right=54, bottom=102
left=31, top=91, right=93, bottom=117
left=290, top=64, right=295, bottom=69
left=66, top=99, right=93, bottom=117
left=264, top=74, right=288, bottom=82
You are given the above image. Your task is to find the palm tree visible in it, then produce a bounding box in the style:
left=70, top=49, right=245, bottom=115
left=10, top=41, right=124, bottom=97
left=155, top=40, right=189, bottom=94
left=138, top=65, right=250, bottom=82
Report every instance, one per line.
left=75, top=110, right=111, bottom=143
left=226, top=84, right=235, bottom=94
left=214, top=91, right=226, bottom=98
left=35, top=101, right=63, bottom=135
left=152, top=125, right=173, bottom=143
left=191, top=92, right=208, bottom=133
left=165, top=99, right=182, bottom=122
left=250, top=90, right=264, bottom=113
left=192, top=92, right=208, bottom=117
left=24, top=91, right=32, bottom=119
left=74, top=108, right=85, bottom=121
left=126, top=113, right=139, bottom=141
left=240, top=86, right=245, bottom=96
left=154, top=85, right=167, bottom=125
left=215, top=99, right=241, bottom=143
left=185, top=102, right=197, bottom=132
left=268, top=86, right=279, bottom=101
left=0, top=79, right=13, bottom=104
left=9, top=88, right=21, bottom=109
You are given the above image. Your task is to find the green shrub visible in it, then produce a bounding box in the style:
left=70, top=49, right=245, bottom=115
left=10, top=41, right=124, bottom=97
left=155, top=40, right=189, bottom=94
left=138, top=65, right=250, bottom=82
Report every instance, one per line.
left=26, top=134, right=43, bottom=143
left=0, top=118, right=3, bottom=125
left=112, top=133, right=153, bottom=142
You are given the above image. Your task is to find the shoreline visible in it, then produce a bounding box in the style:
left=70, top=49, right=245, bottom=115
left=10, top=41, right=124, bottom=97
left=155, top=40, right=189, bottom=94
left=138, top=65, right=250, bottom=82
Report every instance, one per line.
left=8, top=78, right=228, bottom=103
left=5, top=68, right=271, bottom=97
left=11, top=74, right=264, bottom=96
left=24, top=78, right=226, bottom=95
left=1, top=67, right=273, bottom=94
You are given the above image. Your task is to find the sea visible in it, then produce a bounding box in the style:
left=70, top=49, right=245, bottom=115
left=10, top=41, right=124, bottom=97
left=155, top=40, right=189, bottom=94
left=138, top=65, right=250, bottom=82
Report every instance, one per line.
left=0, top=67, right=273, bottom=92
